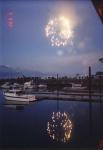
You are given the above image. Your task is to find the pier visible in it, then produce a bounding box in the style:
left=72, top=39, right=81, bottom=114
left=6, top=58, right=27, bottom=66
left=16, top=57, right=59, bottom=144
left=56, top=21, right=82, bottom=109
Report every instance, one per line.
left=34, top=91, right=103, bottom=102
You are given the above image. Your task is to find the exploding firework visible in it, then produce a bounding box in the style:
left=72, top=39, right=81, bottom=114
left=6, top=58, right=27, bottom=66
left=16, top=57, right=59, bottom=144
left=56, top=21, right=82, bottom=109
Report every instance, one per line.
left=45, top=16, right=73, bottom=47
left=47, top=112, right=72, bottom=143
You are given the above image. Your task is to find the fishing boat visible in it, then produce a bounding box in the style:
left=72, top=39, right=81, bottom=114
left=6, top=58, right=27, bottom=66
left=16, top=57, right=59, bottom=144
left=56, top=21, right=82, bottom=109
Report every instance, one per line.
left=3, top=89, right=36, bottom=102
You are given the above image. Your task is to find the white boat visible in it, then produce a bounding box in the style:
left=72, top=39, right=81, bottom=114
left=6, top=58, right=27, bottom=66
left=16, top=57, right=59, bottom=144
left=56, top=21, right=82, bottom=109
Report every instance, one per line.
left=1, top=82, right=11, bottom=89
left=71, top=83, right=86, bottom=90
left=38, top=84, right=47, bottom=88
left=24, top=80, right=34, bottom=89
left=3, top=89, right=36, bottom=102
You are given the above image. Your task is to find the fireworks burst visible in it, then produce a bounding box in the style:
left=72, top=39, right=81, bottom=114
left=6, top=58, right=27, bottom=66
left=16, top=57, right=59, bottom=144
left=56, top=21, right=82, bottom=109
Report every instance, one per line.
left=47, top=112, right=72, bottom=143
left=45, top=16, right=73, bottom=47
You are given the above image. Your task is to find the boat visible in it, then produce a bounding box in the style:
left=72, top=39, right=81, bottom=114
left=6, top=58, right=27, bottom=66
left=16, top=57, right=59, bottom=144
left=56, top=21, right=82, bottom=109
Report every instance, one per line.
left=71, top=83, right=86, bottom=90
left=24, top=80, right=34, bottom=89
left=38, top=84, right=47, bottom=88
left=3, top=89, right=36, bottom=102
left=1, top=82, right=11, bottom=89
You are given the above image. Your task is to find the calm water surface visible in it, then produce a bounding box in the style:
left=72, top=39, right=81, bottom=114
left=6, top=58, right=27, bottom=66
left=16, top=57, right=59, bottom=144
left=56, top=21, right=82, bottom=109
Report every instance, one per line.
left=0, top=90, right=103, bottom=149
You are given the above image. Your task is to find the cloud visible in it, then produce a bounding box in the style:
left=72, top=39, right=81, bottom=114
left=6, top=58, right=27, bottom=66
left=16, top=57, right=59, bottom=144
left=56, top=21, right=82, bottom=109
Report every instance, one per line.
left=77, top=37, right=92, bottom=50
left=78, top=41, right=85, bottom=49
left=30, top=51, right=103, bottom=75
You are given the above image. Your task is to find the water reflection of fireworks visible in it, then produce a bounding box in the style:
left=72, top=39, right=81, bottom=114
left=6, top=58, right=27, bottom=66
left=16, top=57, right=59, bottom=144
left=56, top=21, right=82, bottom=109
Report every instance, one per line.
left=45, top=16, right=73, bottom=47
left=47, top=112, right=72, bottom=143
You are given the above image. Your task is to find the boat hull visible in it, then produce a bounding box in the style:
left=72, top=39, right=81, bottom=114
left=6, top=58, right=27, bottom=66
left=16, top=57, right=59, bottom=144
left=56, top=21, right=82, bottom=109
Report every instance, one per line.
left=4, top=94, right=36, bottom=102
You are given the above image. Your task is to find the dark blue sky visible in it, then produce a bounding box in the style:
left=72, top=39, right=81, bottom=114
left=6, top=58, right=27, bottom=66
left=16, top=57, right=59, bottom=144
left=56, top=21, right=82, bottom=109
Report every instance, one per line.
left=1, top=0, right=103, bottom=75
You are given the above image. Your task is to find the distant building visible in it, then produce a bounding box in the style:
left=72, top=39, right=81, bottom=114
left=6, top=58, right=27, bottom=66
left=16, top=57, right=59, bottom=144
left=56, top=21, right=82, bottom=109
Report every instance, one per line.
left=95, top=72, right=103, bottom=78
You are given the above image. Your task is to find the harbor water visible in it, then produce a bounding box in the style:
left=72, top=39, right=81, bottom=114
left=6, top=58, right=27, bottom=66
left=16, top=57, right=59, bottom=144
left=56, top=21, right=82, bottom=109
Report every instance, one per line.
left=0, top=90, right=103, bottom=149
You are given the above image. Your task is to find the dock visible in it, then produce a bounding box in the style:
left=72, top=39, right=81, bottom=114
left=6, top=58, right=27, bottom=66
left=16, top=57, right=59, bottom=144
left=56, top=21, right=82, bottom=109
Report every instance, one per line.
left=33, top=92, right=103, bottom=103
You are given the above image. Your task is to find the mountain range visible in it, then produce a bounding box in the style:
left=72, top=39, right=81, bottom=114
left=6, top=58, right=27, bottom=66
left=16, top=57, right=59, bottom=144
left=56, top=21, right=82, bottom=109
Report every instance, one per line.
left=0, top=65, right=46, bottom=78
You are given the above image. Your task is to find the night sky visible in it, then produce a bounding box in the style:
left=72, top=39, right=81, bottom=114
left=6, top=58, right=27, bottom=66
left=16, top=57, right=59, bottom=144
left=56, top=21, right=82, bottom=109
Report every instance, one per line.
left=1, top=0, right=103, bottom=75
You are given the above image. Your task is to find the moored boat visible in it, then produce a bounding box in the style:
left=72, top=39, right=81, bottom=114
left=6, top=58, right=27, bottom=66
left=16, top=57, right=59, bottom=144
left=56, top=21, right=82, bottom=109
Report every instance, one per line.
left=3, top=89, right=36, bottom=102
